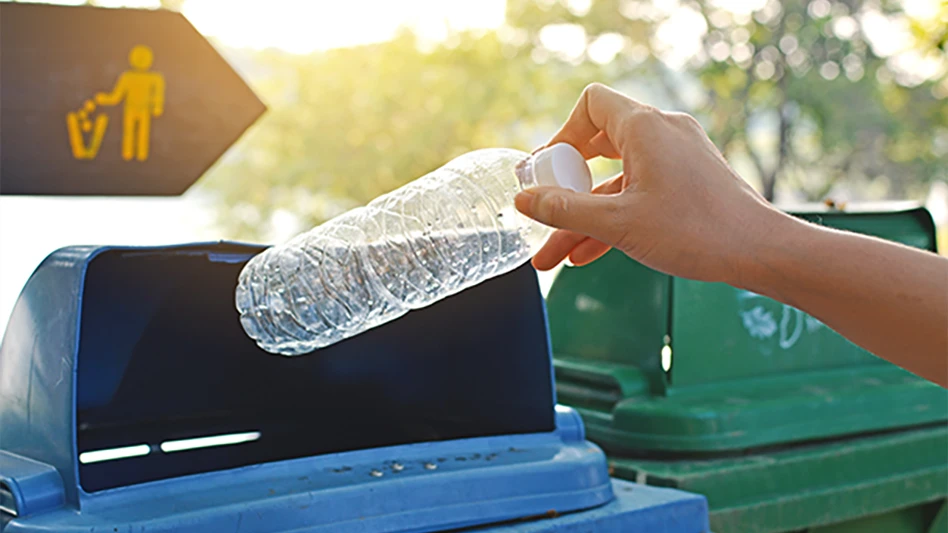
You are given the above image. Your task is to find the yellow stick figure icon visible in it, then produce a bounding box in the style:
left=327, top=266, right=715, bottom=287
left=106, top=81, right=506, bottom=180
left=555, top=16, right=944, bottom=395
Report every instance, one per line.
left=66, top=44, right=164, bottom=162
left=97, top=44, right=164, bottom=161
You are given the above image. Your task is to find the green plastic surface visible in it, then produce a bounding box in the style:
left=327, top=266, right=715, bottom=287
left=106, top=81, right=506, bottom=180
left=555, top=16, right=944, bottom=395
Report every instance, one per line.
left=609, top=425, right=948, bottom=533
left=548, top=204, right=948, bottom=452
left=671, top=208, right=936, bottom=386
left=927, top=502, right=948, bottom=533
left=809, top=502, right=945, bottom=533
left=547, top=252, right=670, bottom=394
left=561, top=360, right=946, bottom=453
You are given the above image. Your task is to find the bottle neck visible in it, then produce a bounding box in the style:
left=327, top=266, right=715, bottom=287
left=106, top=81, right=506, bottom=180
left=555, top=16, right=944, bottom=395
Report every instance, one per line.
left=515, top=156, right=540, bottom=191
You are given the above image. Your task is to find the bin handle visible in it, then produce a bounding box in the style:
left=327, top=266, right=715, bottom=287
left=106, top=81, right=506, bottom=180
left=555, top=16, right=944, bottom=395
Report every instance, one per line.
left=0, top=451, right=65, bottom=518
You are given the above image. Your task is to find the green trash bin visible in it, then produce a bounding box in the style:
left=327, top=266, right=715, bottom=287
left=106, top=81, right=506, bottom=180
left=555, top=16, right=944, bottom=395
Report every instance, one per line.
left=546, top=202, right=948, bottom=533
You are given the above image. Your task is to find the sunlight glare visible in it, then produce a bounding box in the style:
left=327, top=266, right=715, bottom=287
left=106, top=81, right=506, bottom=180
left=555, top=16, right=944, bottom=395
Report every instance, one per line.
left=539, top=23, right=588, bottom=62
left=901, top=0, right=941, bottom=20
left=93, top=0, right=161, bottom=7
left=653, top=5, right=707, bottom=69
left=182, top=0, right=506, bottom=54
left=708, top=0, right=767, bottom=16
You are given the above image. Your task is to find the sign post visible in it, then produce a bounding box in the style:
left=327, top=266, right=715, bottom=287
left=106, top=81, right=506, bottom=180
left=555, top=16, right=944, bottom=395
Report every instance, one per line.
left=0, top=3, right=266, bottom=195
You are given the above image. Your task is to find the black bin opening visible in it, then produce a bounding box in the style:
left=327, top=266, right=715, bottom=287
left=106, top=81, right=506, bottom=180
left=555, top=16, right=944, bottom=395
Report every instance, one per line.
left=76, top=245, right=554, bottom=492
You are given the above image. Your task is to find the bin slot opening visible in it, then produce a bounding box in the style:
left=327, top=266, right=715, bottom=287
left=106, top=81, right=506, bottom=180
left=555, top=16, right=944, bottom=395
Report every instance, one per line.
left=78, top=444, right=151, bottom=464
left=75, top=248, right=555, bottom=492
left=160, top=431, right=261, bottom=453
left=0, top=482, right=16, bottom=517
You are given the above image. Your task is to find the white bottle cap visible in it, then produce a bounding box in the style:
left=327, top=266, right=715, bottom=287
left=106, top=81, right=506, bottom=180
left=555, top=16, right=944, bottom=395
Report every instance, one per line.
left=530, top=143, right=593, bottom=193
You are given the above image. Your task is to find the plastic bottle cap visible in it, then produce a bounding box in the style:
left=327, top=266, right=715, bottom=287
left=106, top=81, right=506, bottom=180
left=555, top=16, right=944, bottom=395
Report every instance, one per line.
left=531, top=143, right=593, bottom=193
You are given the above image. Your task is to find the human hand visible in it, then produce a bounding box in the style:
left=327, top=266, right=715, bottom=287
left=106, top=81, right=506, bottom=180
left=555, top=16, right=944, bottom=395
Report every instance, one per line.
left=514, top=83, right=788, bottom=286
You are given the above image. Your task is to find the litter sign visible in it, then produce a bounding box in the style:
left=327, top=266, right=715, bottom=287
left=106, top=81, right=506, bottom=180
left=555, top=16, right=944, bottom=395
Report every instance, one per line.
left=0, top=3, right=266, bottom=195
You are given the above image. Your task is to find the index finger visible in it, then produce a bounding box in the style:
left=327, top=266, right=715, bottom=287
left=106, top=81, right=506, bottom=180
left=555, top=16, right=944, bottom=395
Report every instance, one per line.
left=529, top=173, right=625, bottom=270
left=546, top=83, right=647, bottom=157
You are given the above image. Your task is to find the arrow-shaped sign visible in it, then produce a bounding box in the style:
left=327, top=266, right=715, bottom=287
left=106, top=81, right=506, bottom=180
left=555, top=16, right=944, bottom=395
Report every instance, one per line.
left=0, top=3, right=266, bottom=196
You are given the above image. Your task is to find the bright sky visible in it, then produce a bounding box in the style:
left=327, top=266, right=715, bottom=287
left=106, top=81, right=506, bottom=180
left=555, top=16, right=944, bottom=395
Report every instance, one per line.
left=48, top=0, right=508, bottom=53
left=184, top=0, right=507, bottom=53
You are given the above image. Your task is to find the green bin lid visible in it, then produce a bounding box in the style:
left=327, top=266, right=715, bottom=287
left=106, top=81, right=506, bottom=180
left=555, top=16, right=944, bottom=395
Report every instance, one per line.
left=610, top=424, right=948, bottom=533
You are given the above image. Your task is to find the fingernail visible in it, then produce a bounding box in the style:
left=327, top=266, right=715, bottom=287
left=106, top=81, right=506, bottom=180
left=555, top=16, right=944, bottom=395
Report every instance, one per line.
left=516, top=189, right=539, bottom=202
left=514, top=189, right=538, bottom=213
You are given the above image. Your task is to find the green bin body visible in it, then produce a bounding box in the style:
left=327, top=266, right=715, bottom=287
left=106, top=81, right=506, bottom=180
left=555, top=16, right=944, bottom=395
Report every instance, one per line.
left=546, top=202, right=948, bottom=533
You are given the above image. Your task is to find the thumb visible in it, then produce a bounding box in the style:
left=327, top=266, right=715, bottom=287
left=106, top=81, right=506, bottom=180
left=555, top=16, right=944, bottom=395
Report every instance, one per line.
left=515, top=186, right=622, bottom=244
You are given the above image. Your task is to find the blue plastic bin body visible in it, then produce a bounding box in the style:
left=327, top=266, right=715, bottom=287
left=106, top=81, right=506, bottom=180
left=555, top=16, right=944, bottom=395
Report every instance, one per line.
left=0, top=243, right=709, bottom=532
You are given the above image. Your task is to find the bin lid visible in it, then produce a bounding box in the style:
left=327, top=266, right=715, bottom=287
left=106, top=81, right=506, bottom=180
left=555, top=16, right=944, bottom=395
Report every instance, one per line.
left=0, top=242, right=614, bottom=532
left=610, top=424, right=947, bottom=532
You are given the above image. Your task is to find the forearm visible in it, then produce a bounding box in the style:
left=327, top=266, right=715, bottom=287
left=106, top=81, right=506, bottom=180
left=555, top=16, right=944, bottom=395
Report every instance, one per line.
left=518, top=83, right=948, bottom=386
left=96, top=78, right=126, bottom=106
left=95, top=92, right=122, bottom=105
left=738, top=209, right=948, bottom=387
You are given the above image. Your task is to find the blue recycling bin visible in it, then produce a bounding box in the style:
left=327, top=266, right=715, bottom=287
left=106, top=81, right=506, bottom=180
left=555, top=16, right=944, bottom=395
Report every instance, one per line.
left=0, top=242, right=709, bottom=532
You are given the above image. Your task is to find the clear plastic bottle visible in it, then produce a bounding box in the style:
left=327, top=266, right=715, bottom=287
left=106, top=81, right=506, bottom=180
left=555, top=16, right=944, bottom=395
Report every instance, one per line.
left=235, top=144, right=592, bottom=355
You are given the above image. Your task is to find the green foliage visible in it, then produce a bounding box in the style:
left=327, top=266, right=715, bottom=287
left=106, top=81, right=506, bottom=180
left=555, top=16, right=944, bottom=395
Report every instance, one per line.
left=200, top=0, right=947, bottom=241
left=507, top=0, right=946, bottom=200
left=201, top=31, right=595, bottom=240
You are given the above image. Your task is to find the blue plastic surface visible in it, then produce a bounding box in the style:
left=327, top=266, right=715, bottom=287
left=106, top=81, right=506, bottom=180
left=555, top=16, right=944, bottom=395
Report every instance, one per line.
left=0, top=452, right=65, bottom=519
left=0, top=242, right=709, bottom=532
left=482, top=480, right=709, bottom=532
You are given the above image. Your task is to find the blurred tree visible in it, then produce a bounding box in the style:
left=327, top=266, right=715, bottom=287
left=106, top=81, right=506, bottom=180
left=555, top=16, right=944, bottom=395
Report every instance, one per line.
left=507, top=0, right=947, bottom=201
left=201, top=0, right=946, bottom=241
left=201, top=31, right=596, bottom=240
